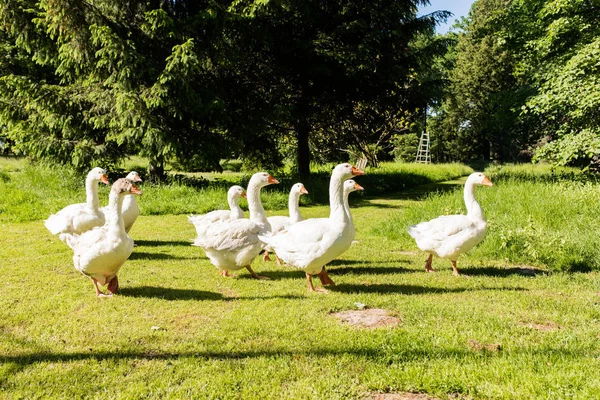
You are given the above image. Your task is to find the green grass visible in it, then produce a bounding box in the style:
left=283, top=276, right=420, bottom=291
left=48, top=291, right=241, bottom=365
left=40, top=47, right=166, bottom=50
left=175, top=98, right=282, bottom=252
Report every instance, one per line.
left=0, top=159, right=471, bottom=221
left=373, top=164, right=600, bottom=272
left=3, top=161, right=600, bottom=398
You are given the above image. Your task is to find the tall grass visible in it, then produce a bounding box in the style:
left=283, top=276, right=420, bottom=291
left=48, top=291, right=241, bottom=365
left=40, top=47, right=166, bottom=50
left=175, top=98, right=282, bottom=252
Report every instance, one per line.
left=372, top=164, right=600, bottom=271
left=0, top=158, right=472, bottom=221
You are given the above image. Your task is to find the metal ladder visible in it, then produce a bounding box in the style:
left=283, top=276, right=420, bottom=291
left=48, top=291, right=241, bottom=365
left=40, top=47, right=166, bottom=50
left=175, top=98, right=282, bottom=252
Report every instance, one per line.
left=415, top=131, right=431, bottom=164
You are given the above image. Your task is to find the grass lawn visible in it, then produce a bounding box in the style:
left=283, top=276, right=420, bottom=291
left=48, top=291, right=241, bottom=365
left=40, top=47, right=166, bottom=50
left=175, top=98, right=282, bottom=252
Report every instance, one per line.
left=2, top=163, right=600, bottom=399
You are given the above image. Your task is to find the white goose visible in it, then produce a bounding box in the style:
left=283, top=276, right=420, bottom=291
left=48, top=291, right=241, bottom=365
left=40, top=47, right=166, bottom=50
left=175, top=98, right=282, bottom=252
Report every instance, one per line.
left=45, top=167, right=109, bottom=242
left=120, top=171, right=143, bottom=233
left=408, top=172, right=493, bottom=276
left=263, top=182, right=308, bottom=263
left=193, top=172, right=278, bottom=279
left=259, top=163, right=364, bottom=292
left=62, top=178, right=142, bottom=296
left=189, top=185, right=246, bottom=240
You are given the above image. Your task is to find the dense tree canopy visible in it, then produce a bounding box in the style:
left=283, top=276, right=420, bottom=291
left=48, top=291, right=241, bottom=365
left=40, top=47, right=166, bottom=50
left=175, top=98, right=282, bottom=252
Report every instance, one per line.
left=2, top=0, right=598, bottom=173
left=428, top=0, right=600, bottom=169
left=0, top=0, right=448, bottom=177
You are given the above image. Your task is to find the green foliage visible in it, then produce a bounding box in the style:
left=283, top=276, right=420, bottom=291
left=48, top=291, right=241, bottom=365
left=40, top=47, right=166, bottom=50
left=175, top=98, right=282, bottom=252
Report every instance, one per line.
left=220, top=159, right=243, bottom=172
left=390, top=133, right=419, bottom=162
left=428, top=0, right=600, bottom=167
left=430, top=0, right=538, bottom=163
left=527, top=32, right=600, bottom=167
left=0, top=0, right=226, bottom=176
left=0, top=0, right=452, bottom=177
left=533, top=129, right=600, bottom=168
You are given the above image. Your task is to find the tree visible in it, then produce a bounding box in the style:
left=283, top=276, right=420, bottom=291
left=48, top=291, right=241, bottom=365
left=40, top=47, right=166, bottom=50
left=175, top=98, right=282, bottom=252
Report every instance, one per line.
left=225, top=0, right=449, bottom=175
left=0, top=0, right=450, bottom=176
left=0, top=0, right=227, bottom=180
left=429, top=0, right=547, bottom=164
left=435, top=0, right=520, bottom=162
left=523, top=0, right=600, bottom=168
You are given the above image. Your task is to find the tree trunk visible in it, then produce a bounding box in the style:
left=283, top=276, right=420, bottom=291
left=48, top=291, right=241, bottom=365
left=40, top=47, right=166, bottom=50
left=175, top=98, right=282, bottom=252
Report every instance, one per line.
left=295, top=84, right=311, bottom=177
left=148, top=156, right=166, bottom=182
left=296, top=123, right=310, bottom=177
left=482, top=136, right=491, bottom=162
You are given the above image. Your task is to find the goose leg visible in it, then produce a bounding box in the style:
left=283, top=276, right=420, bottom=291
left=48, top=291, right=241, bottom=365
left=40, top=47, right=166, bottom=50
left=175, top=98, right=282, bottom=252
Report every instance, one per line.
left=262, top=251, right=271, bottom=262
left=275, top=254, right=283, bottom=266
left=425, top=254, right=435, bottom=273
left=92, top=278, right=102, bottom=296
left=317, top=267, right=336, bottom=286
left=92, top=278, right=111, bottom=297
left=451, top=261, right=460, bottom=276
left=246, top=265, right=270, bottom=280
left=220, top=270, right=237, bottom=277
left=306, top=272, right=328, bottom=293
left=107, top=276, right=119, bottom=294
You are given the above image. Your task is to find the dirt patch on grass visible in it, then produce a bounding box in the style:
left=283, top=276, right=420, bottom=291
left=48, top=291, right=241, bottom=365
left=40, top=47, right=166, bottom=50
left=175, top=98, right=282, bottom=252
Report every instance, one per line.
left=331, top=309, right=400, bottom=328
left=365, top=393, right=439, bottom=400
left=468, top=339, right=501, bottom=352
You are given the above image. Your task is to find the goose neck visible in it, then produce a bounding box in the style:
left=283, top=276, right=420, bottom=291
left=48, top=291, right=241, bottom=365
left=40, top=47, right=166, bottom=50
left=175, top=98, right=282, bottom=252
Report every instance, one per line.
left=288, top=192, right=303, bottom=223
left=247, top=183, right=269, bottom=226
left=85, top=177, right=100, bottom=210
left=464, top=181, right=485, bottom=222
left=329, top=175, right=348, bottom=223
left=229, top=196, right=244, bottom=220
left=343, top=190, right=353, bottom=224
left=105, top=192, right=126, bottom=233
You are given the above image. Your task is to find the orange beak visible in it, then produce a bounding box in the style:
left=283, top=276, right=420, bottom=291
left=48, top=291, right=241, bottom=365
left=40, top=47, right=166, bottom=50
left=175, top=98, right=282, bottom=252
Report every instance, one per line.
left=354, top=183, right=364, bottom=191
left=482, top=176, right=493, bottom=187
left=351, top=166, right=365, bottom=176
left=100, top=174, right=109, bottom=185
left=241, top=191, right=247, bottom=198
left=134, top=175, right=142, bottom=182
left=267, top=175, right=279, bottom=185
left=300, top=186, right=309, bottom=195
left=130, top=184, right=142, bottom=195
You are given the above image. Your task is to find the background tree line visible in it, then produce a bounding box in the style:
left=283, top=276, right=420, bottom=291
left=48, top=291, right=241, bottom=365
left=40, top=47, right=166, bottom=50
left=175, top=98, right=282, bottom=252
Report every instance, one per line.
left=0, top=0, right=448, bottom=179
left=429, top=0, right=600, bottom=170
left=0, top=0, right=599, bottom=179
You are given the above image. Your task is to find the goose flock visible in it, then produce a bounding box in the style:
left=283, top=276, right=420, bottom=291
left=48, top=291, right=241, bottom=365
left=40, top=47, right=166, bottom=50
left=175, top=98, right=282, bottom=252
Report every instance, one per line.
left=44, top=163, right=493, bottom=296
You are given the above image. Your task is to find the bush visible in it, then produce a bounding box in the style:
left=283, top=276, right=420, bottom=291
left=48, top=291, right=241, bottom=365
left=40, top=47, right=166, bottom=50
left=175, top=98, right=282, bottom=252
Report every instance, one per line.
left=390, top=133, right=419, bottom=162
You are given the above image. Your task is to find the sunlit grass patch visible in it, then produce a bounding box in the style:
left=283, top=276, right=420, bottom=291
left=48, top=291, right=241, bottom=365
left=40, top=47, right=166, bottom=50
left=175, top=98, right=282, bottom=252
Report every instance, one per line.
left=372, top=164, right=600, bottom=272
left=3, top=161, right=600, bottom=398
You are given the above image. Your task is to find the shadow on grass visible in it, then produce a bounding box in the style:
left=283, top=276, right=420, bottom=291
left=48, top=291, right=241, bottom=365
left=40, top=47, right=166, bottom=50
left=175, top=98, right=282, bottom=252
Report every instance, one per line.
left=458, top=266, right=548, bottom=277
left=239, top=270, right=302, bottom=280
left=330, top=283, right=526, bottom=295
left=356, top=179, right=465, bottom=209
left=234, top=294, right=306, bottom=301
left=330, top=265, right=414, bottom=276
left=129, top=251, right=196, bottom=261
left=3, top=345, right=583, bottom=369
left=135, top=240, right=192, bottom=247
left=327, top=259, right=382, bottom=267
left=119, top=286, right=224, bottom=301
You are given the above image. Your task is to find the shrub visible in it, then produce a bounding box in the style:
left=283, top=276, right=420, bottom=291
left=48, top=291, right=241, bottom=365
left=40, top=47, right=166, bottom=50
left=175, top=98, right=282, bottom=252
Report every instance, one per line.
left=390, top=133, right=419, bottom=162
